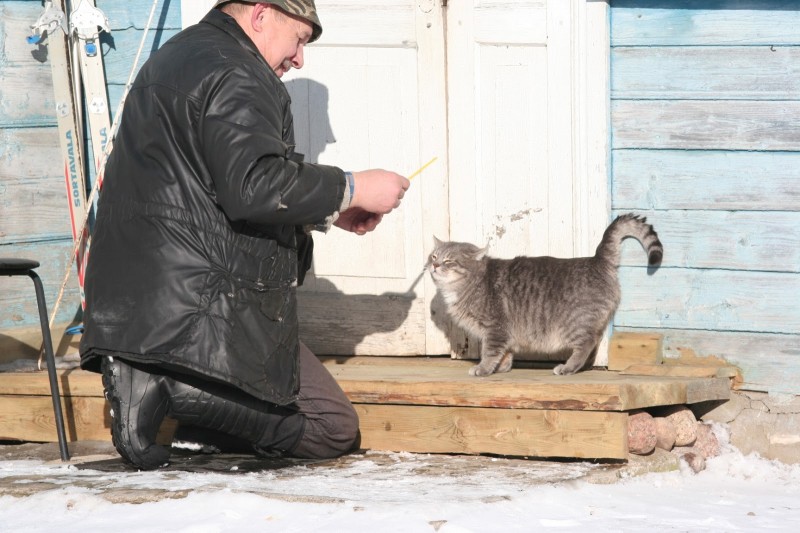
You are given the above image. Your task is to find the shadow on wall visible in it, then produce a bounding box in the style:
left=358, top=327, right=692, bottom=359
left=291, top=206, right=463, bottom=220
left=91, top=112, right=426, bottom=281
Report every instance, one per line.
left=283, top=78, right=424, bottom=355
left=284, top=78, right=336, bottom=165
left=297, top=276, right=423, bottom=356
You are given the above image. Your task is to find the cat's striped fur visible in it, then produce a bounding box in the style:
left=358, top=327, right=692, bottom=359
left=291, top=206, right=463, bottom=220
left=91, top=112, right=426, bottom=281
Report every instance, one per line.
left=427, top=214, right=663, bottom=376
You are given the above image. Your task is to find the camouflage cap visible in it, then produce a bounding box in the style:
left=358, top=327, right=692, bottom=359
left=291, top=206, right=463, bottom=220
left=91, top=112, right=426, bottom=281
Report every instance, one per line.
left=214, top=1, right=322, bottom=42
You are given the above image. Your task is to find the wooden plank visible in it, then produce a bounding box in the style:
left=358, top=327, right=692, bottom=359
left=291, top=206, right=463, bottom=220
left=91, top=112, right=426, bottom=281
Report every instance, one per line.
left=0, top=240, right=83, bottom=330
left=0, top=390, right=628, bottom=459
left=101, top=0, right=182, bottom=30
left=1, top=3, right=43, bottom=63
left=0, top=322, right=81, bottom=363
left=321, top=355, right=468, bottom=368
left=328, top=362, right=730, bottom=411
left=355, top=403, right=628, bottom=459
left=612, top=100, right=800, bottom=151
left=331, top=365, right=626, bottom=410
left=0, top=361, right=729, bottom=458
left=0, top=395, right=109, bottom=442
left=620, top=376, right=730, bottom=410
left=0, top=394, right=176, bottom=444
left=614, top=210, right=800, bottom=273
left=612, top=46, right=800, bottom=100
left=684, top=376, right=733, bottom=405
left=618, top=327, right=800, bottom=395
left=0, top=362, right=732, bottom=412
left=612, top=149, right=800, bottom=211
left=607, top=331, right=662, bottom=371
left=620, top=364, right=739, bottom=379
left=0, top=65, right=56, bottom=127
left=0, top=129, right=72, bottom=244
left=617, top=267, right=800, bottom=334
left=0, top=369, right=102, bottom=397
left=611, top=1, right=800, bottom=46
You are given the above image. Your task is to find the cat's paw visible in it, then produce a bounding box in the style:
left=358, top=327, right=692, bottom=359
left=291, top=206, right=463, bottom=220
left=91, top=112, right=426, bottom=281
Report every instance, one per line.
left=496, top=353, right=514, bottom=373
left=553, top=364, right=578, bottom=375
left=469, top=364, right=493, bottom=377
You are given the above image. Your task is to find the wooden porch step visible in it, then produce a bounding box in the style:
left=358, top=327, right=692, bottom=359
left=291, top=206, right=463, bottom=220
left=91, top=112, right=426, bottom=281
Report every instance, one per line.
left=0, top=352, right=732, bottom=461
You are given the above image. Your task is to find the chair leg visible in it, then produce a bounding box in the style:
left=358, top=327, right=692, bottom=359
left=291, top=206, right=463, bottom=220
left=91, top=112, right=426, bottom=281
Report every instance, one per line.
left=29, top=271, right=70, bottom=461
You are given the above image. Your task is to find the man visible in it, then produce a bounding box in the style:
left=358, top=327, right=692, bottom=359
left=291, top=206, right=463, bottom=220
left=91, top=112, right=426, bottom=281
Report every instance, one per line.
left=79, top=0, right=410, bottom=470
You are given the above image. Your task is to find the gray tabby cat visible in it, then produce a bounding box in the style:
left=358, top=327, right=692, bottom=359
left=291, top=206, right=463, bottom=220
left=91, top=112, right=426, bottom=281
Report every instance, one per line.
left=427, top=214, right=663, bottom=377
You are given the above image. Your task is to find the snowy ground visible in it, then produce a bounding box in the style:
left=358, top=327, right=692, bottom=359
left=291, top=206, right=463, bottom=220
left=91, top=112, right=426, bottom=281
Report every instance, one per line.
left=1, top=429, right=798, bottom=532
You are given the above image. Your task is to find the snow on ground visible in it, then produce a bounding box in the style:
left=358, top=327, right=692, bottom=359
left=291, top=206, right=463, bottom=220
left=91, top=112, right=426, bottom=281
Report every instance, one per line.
left=1, top=432, right=798, bottom=533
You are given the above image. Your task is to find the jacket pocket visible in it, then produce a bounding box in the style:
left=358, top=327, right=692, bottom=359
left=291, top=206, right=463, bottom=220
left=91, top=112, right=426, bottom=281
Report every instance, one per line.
left=258, top=288, right=288, bottom=322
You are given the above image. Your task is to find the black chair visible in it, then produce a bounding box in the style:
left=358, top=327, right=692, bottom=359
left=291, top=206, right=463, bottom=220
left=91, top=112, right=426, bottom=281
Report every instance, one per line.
left=0, top=258, right=70, bottom=461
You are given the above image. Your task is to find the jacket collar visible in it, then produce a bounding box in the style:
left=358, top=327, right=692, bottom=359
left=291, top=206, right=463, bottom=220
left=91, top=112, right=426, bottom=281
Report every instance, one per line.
left=200, top=8, right=274, bottom=74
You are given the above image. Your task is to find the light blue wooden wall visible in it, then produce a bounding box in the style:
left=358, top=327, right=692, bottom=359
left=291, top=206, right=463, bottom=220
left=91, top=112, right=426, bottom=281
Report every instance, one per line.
left=610, top=1, right=800, bottom=394
left=0, top=0, right=181, bottom=332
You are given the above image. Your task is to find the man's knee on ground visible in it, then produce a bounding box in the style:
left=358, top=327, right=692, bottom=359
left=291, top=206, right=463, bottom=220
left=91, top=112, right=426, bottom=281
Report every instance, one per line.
left=293, top=404, right=360, bottom=459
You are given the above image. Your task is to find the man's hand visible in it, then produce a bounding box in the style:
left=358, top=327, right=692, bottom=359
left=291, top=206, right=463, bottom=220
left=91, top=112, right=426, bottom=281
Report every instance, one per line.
left=350, top=169, right=410, bottom=214
left=334, top=207, right=383, bottom=235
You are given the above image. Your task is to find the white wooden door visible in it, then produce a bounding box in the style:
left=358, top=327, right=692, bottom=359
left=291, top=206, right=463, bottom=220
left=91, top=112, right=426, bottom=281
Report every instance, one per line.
left=182, top=0, right=451, bottom=355
left=445, top=0, right=611, bottom=360
left=181, top=1, right=608, bottom=358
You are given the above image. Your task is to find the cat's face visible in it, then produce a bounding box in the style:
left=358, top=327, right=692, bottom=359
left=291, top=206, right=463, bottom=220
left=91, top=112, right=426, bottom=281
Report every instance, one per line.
left=426, top=237, right=486, bottom=287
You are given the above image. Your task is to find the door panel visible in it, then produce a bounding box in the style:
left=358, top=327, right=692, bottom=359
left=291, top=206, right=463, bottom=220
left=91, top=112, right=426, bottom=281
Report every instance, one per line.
left=448, top=0, right=572, bottom=257
left=445, top=0, right=609, bottom=360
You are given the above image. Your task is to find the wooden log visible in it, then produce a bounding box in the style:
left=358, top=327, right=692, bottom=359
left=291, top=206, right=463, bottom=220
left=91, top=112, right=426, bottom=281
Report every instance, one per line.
left=355, top=403, right=628, bottom=459
left=607, top=332, right=663, bottom=371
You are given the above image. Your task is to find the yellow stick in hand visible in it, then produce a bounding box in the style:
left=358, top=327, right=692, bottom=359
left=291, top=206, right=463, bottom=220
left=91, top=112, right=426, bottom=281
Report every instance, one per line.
left=408, top=156, right=438, bottom=181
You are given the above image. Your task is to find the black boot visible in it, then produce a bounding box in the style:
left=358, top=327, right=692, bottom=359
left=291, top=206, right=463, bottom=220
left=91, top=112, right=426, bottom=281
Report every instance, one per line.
left=166, top=378, right=307, bottom=457
left=101, top=356, right=171, bottom=470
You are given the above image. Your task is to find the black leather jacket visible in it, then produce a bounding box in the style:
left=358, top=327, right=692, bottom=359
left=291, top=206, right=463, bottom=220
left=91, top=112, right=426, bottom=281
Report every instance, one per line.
left=79, top=9, right=345, bottom=405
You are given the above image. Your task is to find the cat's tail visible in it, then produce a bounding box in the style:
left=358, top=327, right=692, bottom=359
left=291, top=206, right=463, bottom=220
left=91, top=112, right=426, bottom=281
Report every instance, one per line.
left=595, top=213, right=663, bottom=267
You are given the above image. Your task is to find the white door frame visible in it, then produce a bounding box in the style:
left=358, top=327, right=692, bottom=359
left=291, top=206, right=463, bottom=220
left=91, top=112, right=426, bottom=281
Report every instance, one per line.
left=573, top=1, right=611, bottom=258
left=575, top=0, right=612, bottom=363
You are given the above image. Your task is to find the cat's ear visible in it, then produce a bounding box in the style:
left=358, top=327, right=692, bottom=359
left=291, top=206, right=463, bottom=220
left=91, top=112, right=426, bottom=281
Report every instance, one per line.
left=433, top=235, right=443, bottom=247
left=473, top=246, right=488, bottom=260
